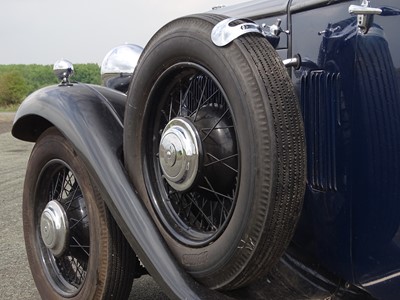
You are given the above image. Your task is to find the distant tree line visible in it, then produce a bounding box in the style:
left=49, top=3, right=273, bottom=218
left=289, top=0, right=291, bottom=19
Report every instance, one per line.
left=0, top=64, right=101, bottom=109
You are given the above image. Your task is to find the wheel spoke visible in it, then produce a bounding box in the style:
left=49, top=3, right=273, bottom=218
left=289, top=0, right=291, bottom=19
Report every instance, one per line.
left=64, top=185, right=81, bottom=211
left=182, top=193, right=218, bottom=231
left=191, top=90, right=220, bottom=121
left=63, top=172, right=75, bottom=197
left=201, top=108, right=230, bottom=142
left=51, top=169, right=65, bottom=201
left=69, top=256, right=86, bottom=286
left=179, top=80, right=193, bottom=116
left=69, top=215, right=87, bottom=230
left=205, top=153, right=239, bottom=173
left=56, top=255, right=87, bottom=287
left=202, top=176, right=233, bottom=215
left=192, top=78, right=208, bottom=121
left=71, top=236, right=90, bottom=257
left=198, top=184, right=234, bottom=201
left=161, top=96, right=179, bottom=124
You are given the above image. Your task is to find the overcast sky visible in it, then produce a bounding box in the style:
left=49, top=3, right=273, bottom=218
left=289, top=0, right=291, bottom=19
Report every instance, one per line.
left=0, top=0, right=244, bottom=65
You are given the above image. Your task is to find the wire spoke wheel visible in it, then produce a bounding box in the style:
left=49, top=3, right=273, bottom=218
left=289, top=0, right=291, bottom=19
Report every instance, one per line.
left=147, top=65, right=239, bottom=246
left=36, top=161, right=90, bottom=295
left=23, top=128, right=136, bottom=299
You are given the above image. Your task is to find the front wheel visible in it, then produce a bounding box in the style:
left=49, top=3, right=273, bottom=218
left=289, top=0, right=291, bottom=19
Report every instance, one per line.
left=23, top=127, right=135, bottom=299
left=124, top=14, right=306, bottom=290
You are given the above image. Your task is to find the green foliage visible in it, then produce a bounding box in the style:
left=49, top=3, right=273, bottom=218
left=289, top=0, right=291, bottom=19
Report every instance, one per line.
left=0, top=63, right=101, bottom=109
left=0, top=71, right=28, bottom=107
left=74, top=64, right=101, bottom=85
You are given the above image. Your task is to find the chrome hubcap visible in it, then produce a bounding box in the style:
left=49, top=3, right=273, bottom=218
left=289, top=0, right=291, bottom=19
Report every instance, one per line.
left=159, top=117, right=200, bottom=191
left=40, top=200, right=69, bottom=257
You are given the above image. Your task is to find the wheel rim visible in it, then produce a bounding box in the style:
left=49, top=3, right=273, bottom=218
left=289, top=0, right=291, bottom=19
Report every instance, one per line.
left=35, top=159, right=90, bottom=296
left=144, top=63, right=239, bottom=246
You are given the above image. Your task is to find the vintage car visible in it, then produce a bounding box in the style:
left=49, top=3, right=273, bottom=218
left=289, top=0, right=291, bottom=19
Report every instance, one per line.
left=11, top=0, right=400, bottom=299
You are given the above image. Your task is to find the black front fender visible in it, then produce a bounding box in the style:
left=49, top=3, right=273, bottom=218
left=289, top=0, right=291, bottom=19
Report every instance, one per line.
left=12, top=83, right=227, bottom=300
left=12, top=83, right=126, bottom=142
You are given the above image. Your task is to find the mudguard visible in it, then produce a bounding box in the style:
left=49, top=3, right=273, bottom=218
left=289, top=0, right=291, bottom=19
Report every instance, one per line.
left=12, top=83, right=228, bottom=300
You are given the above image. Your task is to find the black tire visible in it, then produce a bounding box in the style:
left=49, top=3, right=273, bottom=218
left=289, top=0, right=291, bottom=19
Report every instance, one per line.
left=23, top=127, right=135, bottom=299
left=318, top=21, right=400, bottom=250
left=124, top=14, right=306, bottom=290
left=353, top=26, right=400, bottom=248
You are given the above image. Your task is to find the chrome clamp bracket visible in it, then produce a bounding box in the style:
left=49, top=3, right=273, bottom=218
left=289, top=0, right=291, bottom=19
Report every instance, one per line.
left=211, top=17, right=287, bottom=47
left=349, top=0, right=382, bottom=33
left=211, top=17, right=300, bottom=68
left=211, top=18, right=265, bottom=47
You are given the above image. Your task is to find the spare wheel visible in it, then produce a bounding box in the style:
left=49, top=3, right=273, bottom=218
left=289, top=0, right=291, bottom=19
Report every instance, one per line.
left=124, top=13, right=306, bottom=290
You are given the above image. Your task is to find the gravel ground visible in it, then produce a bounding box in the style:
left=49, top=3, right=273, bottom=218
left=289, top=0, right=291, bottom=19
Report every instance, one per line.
left=0, top=113, right=38, bottom=299
left=0, top=113, right=167, bottom=300
left=0, top=112, right=16, bottom=134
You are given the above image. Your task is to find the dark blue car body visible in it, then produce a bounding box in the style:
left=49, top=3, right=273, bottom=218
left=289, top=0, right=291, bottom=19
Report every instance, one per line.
left=217, top=1, right=400, bottom=299
left=12, top=0, right=400, bottom=299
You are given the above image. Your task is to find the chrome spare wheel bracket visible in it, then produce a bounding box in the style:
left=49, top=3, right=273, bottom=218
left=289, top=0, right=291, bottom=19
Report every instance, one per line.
left=349, top=0, right=382, bottom=33
left=211, top=17, right=301, bottom=68
left=211, top=18, right=264, bottom=47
